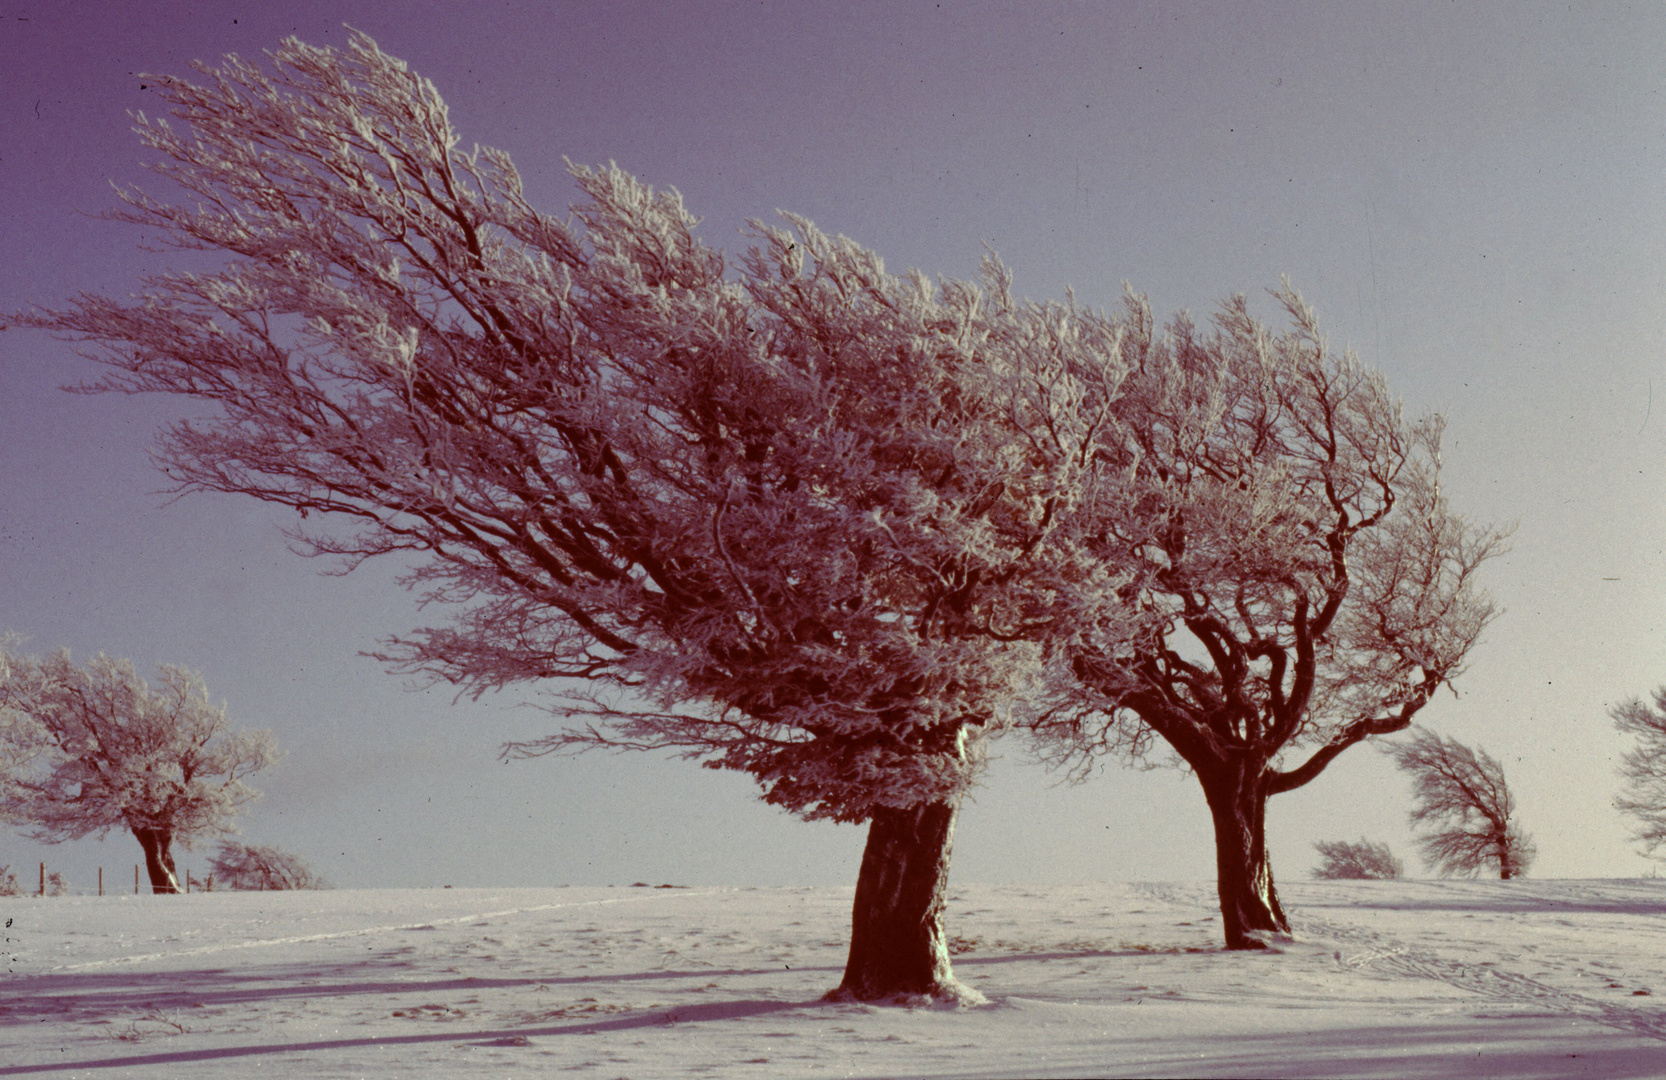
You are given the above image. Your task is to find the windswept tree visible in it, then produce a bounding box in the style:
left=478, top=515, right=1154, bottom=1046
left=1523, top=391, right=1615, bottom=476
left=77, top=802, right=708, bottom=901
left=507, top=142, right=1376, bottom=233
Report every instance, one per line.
left=1611, top=689, right=1666, bottom=857
left=0, top=646, right=276, bottom=893
left=1037, top=289, right=1505, bottom=947
left=1312, top=838, right=1403, bottom=880
left=7, top=34, right=1097, bottom=999
left=1389, top=727, right=1535, bottom=879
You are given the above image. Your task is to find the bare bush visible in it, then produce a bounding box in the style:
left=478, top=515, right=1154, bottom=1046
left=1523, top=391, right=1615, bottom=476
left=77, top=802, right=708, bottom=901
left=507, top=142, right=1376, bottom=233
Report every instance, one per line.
left=1312, top=838, right=1403, bottom=879
left=208, top=841, right=327, bottom=890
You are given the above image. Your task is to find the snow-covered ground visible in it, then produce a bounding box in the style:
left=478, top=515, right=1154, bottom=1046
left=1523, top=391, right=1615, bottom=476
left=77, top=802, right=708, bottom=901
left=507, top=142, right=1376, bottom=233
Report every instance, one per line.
left=4, top=879, right=1666, bottom=1078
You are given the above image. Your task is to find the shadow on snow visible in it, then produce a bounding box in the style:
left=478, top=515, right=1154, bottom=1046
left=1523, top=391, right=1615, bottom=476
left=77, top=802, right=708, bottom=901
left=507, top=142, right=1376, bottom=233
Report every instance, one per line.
left=0, top=996, right=830, bottom=1075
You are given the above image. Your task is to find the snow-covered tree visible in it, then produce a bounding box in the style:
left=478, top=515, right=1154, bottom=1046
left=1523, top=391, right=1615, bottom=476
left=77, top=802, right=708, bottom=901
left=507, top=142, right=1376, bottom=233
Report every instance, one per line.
left=1035, top=289, right=1505, bottom=947
left=0, top=636, right=51, bottom=788
left=208, top=840, right=326, bottom=889
left=1612, top=689, right=1666, bottom=858
left=7, top=34, right=1095, bottom=998
left=1389, top=727, right=1535, bottom=879
left=0, top=646, right=277, bottom=893
left=1311, top=838, right=1403, bottom=880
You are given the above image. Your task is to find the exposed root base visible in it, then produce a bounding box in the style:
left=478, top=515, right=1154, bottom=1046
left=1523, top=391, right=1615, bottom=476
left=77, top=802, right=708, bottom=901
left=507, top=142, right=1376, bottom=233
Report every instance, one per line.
left=823, top=979, right=989, bottom=1008
left=1228, top=929, right=1294, bottom=952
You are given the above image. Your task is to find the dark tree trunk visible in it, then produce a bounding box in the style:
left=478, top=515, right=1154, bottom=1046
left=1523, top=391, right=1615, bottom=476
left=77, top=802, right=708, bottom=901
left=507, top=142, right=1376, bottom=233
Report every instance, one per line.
left=833, top=797, right=977, bottom=1003
left=1497, top=835, right=1515, bottom=880
left=133, top=826, right=181, bottom=894
left=1198, top=760, right=1289, bottom=949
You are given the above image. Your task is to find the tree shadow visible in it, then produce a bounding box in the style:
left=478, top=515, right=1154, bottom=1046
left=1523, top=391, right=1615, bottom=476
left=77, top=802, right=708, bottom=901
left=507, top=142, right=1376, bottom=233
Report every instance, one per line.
left=0, top=955, right=845, bottom=1025
left=898, top=1018, right=1666, bottom=1080
left=1292, top=879, right=1666, bottom=917
left=0, top=996, right=830, bottom=1075
left=953, top=946, right=1220, bottom=967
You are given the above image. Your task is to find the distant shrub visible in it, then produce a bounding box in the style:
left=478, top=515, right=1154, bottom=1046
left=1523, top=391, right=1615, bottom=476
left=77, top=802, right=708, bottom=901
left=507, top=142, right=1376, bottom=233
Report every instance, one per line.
left=207, top=842, right=327, bottom=890
left=1312, top=838, right=1404, bottom=880
left=0, top=866, right=64, bottom=896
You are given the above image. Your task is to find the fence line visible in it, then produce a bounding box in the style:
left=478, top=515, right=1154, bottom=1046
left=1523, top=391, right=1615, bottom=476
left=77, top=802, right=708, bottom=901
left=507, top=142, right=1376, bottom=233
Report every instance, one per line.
left=0, top=863, right=217, bottom=897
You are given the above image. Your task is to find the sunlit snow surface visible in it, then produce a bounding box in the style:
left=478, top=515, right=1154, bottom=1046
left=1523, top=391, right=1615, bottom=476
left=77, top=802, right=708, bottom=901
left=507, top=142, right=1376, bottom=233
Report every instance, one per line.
left=4, top=880, right=1666, bottom=1077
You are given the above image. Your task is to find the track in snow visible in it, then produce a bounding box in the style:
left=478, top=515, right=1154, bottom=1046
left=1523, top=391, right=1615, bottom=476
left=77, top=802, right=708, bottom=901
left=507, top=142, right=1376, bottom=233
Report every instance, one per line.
left=1135, top=880, right=1666, bottom=1043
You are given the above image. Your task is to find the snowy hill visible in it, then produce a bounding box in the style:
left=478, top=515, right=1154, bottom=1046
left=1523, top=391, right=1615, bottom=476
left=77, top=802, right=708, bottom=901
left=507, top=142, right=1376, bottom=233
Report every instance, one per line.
left=4, top=879, right=1665, bottom=1077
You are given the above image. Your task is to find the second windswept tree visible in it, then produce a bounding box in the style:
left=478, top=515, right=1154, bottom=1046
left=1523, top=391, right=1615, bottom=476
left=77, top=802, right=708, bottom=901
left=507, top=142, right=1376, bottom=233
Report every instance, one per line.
left=10, top=34, right=1100, bottom=999
left=1036, top=289, right=1506, bottom=948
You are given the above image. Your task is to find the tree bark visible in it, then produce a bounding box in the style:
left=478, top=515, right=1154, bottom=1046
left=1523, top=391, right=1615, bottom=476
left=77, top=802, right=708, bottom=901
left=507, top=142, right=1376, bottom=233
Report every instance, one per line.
left=133, top=826, right=181, bottom=894
left=833, top=797, right=980, bottom=1003
left=1198, top=761, right=1290, bottom=949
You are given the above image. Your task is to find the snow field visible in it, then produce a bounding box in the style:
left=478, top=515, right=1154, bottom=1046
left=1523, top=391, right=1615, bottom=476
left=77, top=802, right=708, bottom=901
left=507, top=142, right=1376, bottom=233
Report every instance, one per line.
left=4, top=880, right=1666, bottom=1077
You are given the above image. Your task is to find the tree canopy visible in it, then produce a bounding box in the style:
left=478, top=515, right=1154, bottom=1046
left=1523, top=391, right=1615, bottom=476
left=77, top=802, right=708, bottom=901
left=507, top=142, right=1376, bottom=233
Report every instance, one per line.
left=8, top=34, right=1098, bottom=828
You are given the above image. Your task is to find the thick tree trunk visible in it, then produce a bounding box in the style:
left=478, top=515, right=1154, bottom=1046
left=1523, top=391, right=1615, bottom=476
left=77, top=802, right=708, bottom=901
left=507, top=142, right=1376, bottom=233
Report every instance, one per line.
left=133, top=826, right=181, bottom=894
left=833, top=797, right=980, bottom=1003
left=1198, top=761, right=1289, bottom=950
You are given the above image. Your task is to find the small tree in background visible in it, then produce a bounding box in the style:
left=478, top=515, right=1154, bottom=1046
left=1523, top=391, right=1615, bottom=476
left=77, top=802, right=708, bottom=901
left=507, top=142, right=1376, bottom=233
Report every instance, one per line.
left=1312, top=838, right=1403, bottom=880
left=1390, top=726, right=1535, bottom=879
left=0, top=646, right=277, bottom=893
left=1612, top=689, right=1666, bottom=858
left=209, top=840, right=326, bottom=890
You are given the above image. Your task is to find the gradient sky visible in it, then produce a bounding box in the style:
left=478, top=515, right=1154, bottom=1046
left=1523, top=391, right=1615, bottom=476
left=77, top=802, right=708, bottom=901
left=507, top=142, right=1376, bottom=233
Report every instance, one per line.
left=3, top=1, right=1665, bottom=890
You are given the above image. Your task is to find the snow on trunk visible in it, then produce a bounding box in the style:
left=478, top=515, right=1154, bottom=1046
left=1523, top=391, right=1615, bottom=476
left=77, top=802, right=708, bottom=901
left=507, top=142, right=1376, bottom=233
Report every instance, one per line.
left=833, top=797, right=981, bottom=1004
left=133, top=826, right=181, bottom=894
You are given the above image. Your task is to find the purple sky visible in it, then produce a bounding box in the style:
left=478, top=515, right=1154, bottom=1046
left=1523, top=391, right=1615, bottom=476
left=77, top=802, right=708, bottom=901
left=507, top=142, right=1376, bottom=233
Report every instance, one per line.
left=4, top=1, right=1666, bottom=889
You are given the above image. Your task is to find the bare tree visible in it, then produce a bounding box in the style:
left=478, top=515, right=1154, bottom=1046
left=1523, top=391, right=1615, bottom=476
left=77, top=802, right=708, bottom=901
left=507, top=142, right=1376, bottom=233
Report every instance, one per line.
left=1389, top=727, right=1535, bottom=878
left=208, top=840, right=326, bottom=889
left=0, top=646, right=277, bottom=893
left=1611, top=689, right=1666, bottom=857
left=1035, top=289, right=1506, bottom=947
left=7, top=34, right=1095, bottom=999
left=1312, top=838, right=1403, bottom=880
